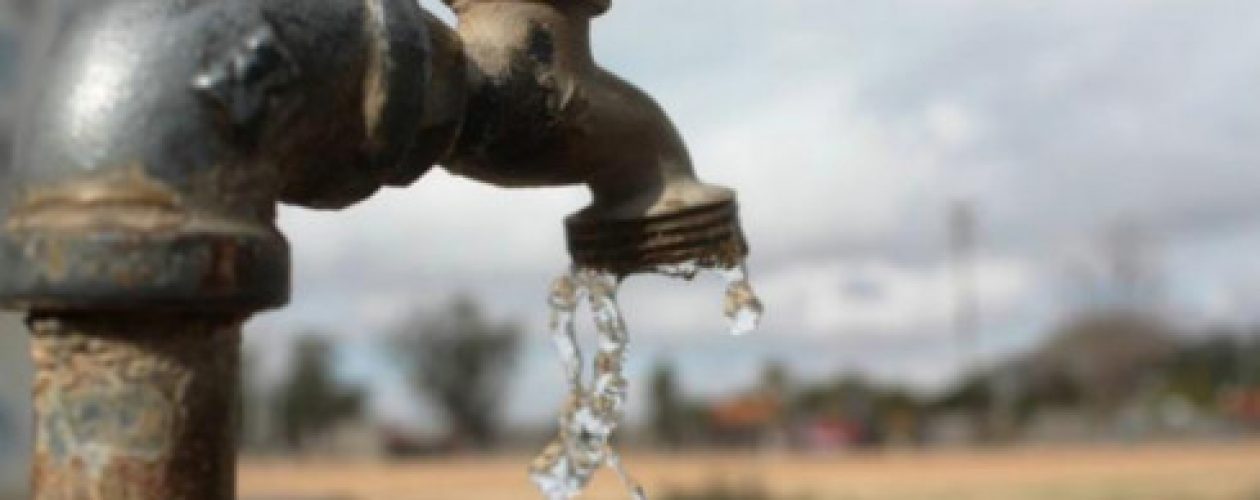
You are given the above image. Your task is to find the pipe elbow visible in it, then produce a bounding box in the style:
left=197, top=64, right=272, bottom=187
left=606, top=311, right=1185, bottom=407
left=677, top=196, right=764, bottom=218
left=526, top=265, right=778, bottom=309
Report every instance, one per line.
left=0, top=0, right=439, bottom=311
left=561, top=76, right=748, bottom=273
left=440, top=0, right=747, bottom=274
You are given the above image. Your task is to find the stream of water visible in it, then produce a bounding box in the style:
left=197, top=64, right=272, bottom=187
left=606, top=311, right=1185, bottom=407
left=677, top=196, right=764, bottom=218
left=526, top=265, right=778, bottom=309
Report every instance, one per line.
left=529, top=261, right=764, bottom=499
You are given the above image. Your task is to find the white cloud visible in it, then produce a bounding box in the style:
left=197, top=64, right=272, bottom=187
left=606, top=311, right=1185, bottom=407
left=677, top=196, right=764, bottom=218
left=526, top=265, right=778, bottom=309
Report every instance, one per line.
left=759, top=256, right=1035, bottom=338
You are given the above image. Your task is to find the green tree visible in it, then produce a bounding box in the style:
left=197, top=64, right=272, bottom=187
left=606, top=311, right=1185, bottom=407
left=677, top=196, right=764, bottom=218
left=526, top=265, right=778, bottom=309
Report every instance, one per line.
left=650, top=359, right=686, bottom=447
left=239, top=347, right=273, bottom=451
left=394, top=296, right=520, bottom=449
left=275, top=336, right=363, bottom=451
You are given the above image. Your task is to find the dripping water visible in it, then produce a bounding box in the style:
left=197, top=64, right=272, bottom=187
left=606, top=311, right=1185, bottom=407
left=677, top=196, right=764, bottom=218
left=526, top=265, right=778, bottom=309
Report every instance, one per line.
left=530, top=260, right=763, bottom=499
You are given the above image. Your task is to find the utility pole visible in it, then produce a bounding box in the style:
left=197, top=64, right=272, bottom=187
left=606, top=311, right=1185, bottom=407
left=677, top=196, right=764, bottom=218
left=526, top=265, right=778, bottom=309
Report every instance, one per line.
left=949, top=201, right=980, bottom=379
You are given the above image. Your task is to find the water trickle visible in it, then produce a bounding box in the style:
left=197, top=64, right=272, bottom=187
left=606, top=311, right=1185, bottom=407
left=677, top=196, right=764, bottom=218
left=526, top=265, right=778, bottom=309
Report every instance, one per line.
left=530, top=260, right=763, bottom=499
left=531, top=268, right=642, bottom=499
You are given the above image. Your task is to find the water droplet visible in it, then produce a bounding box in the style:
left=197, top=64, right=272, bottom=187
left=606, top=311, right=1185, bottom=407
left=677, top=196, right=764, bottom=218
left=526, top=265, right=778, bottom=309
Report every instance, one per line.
left=721, top=265, right=764, bottom=337
left=654, top=260, right=700, bottom=280
left=653, top=260, right=765, bottom=337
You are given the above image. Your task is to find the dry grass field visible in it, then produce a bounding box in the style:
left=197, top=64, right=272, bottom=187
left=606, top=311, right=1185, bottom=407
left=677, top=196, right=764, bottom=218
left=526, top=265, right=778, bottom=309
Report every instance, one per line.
left=239, top=440, right=1260, bottom=500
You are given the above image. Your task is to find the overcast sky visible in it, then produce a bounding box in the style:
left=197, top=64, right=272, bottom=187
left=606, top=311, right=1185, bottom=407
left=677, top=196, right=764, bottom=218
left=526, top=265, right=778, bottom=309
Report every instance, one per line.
left=229, top=0, right=1260, bottom=427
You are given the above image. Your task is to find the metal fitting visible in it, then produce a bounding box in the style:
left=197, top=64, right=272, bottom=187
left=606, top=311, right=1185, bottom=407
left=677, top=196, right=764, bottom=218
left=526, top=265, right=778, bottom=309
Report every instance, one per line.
left=1, top=0, right=750, bottom=496
left=438, top=0, right=749, bottom=275
left=0, top=0, right=434, bottom=311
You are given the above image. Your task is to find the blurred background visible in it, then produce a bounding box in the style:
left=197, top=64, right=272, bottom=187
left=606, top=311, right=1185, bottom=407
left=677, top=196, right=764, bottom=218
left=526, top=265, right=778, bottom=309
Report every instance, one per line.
left=3, top=0, right=1260, bottom=499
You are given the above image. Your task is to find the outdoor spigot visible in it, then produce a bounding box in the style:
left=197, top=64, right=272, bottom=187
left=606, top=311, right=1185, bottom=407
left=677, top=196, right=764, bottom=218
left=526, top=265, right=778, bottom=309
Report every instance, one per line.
left=0, top=0, right=749, bottom=307
left=0, top=0, right=749, bottom=496
left=439, top=0, right=749, bottom=275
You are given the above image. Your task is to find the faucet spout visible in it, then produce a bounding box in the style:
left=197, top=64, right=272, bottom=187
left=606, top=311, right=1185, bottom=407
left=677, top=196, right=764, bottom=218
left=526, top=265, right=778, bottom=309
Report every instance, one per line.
left=440, top=0, right=749, bottom=274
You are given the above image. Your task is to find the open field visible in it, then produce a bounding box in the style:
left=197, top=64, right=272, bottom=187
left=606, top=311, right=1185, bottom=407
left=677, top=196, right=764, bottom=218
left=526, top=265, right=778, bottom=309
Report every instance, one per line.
left=240, top=440, right=1260, bottom=500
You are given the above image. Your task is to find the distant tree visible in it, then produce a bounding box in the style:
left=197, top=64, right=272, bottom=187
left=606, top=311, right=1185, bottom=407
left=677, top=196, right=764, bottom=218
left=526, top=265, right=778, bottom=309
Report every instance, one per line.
left=757, top=360, right=795, bottom=441
left=934, top=372, right=992, bottom=413
left=239, top=348, right=273, bottom=451
left=1027, top=311, right=1176, bottom=425
left=1161, top=334, right=1260, bottom=407
left=1237, top=333, right=1260, bottom=386
left=275, top=336, right=363, bottom=451
left=796, top=375, right=876, bottom=418
left=759, top=360, right=791, bottom=397
left=650, top=359, right=686, bottom=448
left=394, top=296, right=520, bottom=449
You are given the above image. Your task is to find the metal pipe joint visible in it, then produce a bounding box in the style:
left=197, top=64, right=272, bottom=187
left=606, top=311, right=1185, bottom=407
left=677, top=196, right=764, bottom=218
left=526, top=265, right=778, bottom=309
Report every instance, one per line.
left=0, top=0, right=748, bottom=496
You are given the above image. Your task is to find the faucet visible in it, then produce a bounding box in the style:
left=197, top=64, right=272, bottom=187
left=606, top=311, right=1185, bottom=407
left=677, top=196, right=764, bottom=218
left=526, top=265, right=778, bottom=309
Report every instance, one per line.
left=0, top=0, right=747, bottom=497
left=438, top=0, right=746, bottom=273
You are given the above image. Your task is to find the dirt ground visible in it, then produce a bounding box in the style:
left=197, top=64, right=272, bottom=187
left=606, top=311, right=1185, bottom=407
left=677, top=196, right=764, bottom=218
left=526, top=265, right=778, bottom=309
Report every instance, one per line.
left=239, top=440, right=1260, bottom=500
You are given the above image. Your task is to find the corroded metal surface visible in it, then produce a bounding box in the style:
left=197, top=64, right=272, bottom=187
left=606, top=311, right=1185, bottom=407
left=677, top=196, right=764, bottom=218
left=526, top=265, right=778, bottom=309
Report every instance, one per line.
left=439, top=0, right=749, bottom=275
left=566, top=198, right=749, bottom=275
left=0, top=1, right=754, bottom=497
left=1, top=0, right=751, bottom=303
left=0, top=0, right=436, bottom=310
left=29, top=314, right=240, bottom=500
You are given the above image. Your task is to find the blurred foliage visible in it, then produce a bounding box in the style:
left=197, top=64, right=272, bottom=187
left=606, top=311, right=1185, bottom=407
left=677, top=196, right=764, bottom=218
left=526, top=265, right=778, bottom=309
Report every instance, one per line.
left=275, top=336, right=364, bottom=451
left=933, top=309, right=1260, bottom=440
left=1032, top=311, right=1176, bottom=414
left=651, top=359, right=687, bottom=448
left=393, top=296, right=520, bottom=449
left=239, top=349, right=272, bottom=451
left=652, top=307, right=1260, bottom=449
left=1162, top=332, right=1260, bottom=405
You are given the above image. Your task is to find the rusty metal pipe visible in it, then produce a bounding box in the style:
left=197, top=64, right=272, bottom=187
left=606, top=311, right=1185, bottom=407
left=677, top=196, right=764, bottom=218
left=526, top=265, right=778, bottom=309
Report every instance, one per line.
left=28, top=313, right=240, bottom=499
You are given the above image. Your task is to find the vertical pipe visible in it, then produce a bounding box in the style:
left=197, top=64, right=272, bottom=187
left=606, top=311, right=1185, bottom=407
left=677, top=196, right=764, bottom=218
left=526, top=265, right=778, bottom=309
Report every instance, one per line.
left=27, top=313, right=241, bottom=500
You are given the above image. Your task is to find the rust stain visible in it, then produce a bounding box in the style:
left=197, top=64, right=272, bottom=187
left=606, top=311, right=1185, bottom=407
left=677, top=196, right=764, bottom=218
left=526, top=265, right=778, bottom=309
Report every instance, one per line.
left=29, top=316, right=238, bottom=499
left=203, top=240, right=240, bottom=293
left=361, top=0, right=391, bottom=146
left=42, top=239, right=69, bottom=282
left=7, top=164, right=188, bottom=234
left=112, top=267, right=137, bottom=289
